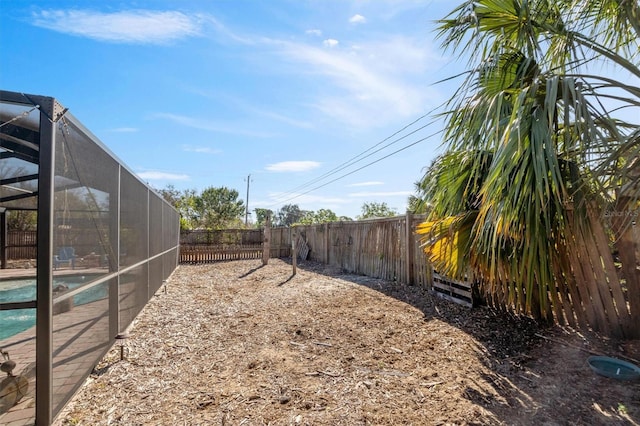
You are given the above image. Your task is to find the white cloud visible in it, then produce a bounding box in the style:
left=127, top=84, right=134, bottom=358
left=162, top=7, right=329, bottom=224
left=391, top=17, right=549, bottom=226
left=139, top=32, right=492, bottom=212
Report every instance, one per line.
left=137, top=171, right=189, bottom=181
left=347, top=181, right=384, bottom=187
left=349, top=14, right=367, bottom=24
left=323, top=39, right=339, bottom=48
left=153, top=112, right=276, bottom=138
left=306, top=29, right=322, bottom=36
left=265, top=161, right=321, bottom=172
left=273, top=37, right=440, bottom=128
left=348, top=191, right=412, bottom=197
left=31, top=9, right=202, bottom=44
left=108, top=127, right=138, bottom=133
left=175, top=11, right=441, bottom=130
left=172, top=12, right=442, bottom=130
left=182, top=145, right=222, bottom=154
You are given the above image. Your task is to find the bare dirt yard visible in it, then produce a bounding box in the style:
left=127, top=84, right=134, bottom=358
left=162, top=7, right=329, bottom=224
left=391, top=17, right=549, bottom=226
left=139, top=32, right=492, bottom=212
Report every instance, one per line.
left=56, top=259, right=639, bottom=425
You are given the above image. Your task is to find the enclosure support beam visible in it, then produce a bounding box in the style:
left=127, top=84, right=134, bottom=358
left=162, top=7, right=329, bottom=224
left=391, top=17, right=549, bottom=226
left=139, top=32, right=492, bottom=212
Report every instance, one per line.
left=35, top=99, right=58, bottom=426
left=109, top=165, right=121, bottom=340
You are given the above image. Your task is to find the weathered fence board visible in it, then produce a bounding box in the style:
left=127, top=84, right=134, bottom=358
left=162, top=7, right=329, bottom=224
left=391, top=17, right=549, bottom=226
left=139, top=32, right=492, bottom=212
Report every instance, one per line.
left=177, top=215, right=430, bottom=288
left=292, top=214, right=431, bottom=287
left=432, top=272, right=472, bottom=307
left=6, top=230, right=37, bottom=260
left=179, top=228, right=291, bottom=264
left=180, top=244, right=263, bottom=263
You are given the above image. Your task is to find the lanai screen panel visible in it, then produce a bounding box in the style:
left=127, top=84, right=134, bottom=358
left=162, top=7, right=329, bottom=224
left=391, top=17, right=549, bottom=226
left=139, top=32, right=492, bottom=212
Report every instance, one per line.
left=119, top=169, right=150, bottom=328
left=51, top=113, right=117, bottom=418
left=0, top=91, right=181, bottom=425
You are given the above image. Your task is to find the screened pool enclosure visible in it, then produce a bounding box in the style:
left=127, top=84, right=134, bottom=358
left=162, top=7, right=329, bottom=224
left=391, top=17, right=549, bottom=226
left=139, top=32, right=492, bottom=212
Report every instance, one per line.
left=0, top=90, right=180, bottom=425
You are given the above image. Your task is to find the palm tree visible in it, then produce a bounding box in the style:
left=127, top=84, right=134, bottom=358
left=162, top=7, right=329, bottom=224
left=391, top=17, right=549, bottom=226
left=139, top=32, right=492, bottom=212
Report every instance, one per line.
left=420, top=0, right=640, bottom=336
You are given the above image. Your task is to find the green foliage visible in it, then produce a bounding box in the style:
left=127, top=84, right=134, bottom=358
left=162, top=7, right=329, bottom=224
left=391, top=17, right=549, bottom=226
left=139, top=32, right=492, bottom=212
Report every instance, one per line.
left=159, top=185, right=200, bottom=230
left=275, top=204, right=310, bottom=226
left=157, top=184, right=182, bottom=207
left=297, top=208, right=340, bottom=224
left=196, top=186, right=245, bottom=230
left=408, top=169, right=433, bottom=214
left=424, top=0, right=640, bottom=319
left=254, top=208, right=274, bottom=227
left=7, top=210, right=37, bottom=231
left=357, top=202, right=398, bottom=220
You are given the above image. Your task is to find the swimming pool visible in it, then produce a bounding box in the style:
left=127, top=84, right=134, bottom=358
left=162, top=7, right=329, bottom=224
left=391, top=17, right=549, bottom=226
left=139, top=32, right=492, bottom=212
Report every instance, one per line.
left=0, top=275, right=107, bottom=340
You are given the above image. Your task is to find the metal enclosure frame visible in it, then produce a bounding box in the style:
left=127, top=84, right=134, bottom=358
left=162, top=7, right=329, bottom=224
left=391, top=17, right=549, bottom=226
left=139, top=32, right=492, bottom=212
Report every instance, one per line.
left=0, top=90, right=180, bottom=425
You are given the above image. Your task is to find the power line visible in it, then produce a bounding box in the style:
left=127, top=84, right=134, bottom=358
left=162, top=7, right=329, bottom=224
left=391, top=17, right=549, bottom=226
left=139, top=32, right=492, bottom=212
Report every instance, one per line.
left=277, top=109, right=440, bottom=200
left=278, top=117, right=440, bottom=200
left=267, top=128, right=444, bottom=207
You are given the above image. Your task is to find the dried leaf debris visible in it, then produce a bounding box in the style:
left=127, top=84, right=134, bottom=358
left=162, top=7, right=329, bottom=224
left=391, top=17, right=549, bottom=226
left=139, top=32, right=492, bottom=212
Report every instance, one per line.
left=56, top=259, right=639, bottom=425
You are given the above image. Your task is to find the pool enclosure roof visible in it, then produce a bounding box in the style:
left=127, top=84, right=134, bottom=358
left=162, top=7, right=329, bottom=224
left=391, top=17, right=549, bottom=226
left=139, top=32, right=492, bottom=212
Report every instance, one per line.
left=0, top=90, right=125, bottom=212
left=0, top=91, right=51, bottom=210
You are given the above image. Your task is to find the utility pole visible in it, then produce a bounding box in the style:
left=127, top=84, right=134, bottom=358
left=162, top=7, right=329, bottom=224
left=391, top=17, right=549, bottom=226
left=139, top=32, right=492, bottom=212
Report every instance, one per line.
left=245, top=174, right=251, bottom=225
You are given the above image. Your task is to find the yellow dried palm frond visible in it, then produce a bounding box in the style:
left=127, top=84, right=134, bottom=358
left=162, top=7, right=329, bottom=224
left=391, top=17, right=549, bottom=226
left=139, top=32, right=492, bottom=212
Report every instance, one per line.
left=417, top=213, right=476, bottom=279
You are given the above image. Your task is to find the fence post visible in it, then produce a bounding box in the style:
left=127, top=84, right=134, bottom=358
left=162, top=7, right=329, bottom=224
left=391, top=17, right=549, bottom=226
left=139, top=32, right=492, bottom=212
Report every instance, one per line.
left=324, top=223, right=329, bottom=264
left=262, top=215, right=271, bottom=265
left=405, top=211, right=414, bottom=285
left=292, top=228, right=297, bottom=275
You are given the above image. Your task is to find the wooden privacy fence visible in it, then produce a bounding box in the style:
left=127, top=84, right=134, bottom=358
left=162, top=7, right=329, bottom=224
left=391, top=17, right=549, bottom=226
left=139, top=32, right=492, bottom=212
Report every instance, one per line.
left=5, top=230, right=37, bottom=260
left=180, top=244, right=264, bottom=263
left=178, top=215, right=431, bottom=287
left=291, top=214, right=431, bottom=287
left=179, top=228, right=291, bottom=264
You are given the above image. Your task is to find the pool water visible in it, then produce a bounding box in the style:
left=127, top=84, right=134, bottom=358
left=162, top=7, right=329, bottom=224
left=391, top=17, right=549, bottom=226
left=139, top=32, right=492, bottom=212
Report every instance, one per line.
left=0, top=275, right=107, bottom=340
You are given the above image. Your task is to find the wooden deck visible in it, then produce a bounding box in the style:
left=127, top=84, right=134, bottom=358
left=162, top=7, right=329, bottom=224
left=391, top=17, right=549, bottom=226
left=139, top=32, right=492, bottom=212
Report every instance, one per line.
left=0, top=266, right=113, bottom=425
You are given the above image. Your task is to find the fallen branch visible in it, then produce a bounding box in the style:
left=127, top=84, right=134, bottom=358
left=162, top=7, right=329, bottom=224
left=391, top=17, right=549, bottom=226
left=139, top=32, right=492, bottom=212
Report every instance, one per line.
left=304, top=370, right=341, bottom=378
left=318, top=370, right=341, bottom=378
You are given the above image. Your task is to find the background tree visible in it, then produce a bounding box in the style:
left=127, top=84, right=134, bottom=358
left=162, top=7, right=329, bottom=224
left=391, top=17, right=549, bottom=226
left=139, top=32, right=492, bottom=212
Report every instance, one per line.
left=275, top=204, right=309, bottom=226
left=298, top=208, right=339, bottom=224
left=253, top=208, right=274, bottom=227
left=313, top=208, right=339, bottom=223
left=195, top=186, right=245, bottom=229
left=157, top=184, right=182, bottom=207
left=159, top=185, right=199, bottom=230
left=357, top=202, right=398, bottom=220
left=178, top=189, right=200, bottom=230
left=7, top=210, right=37, bottom=231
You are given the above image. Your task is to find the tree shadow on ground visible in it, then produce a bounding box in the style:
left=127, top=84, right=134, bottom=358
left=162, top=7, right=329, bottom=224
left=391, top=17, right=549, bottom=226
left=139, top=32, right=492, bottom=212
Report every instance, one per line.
left=291, top=259, right=640, bottom=426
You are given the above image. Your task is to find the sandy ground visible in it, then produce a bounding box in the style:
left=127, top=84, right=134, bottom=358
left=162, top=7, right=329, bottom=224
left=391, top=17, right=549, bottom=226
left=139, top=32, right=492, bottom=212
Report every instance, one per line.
left=55, top=259, right=640, bottom=425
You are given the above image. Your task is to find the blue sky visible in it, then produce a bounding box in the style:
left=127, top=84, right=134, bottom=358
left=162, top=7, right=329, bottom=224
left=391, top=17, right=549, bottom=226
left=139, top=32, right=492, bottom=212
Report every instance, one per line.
left=1, top=0, right=461, bottom=219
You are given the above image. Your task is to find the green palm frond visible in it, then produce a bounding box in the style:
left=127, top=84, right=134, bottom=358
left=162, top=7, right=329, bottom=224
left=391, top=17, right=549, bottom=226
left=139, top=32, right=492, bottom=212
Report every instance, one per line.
left=424, top=0, right=639, bottom=322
